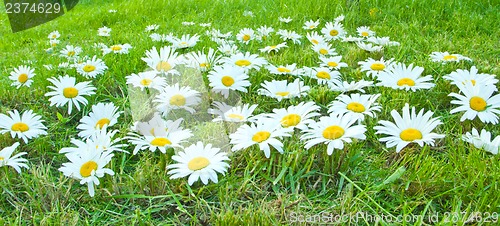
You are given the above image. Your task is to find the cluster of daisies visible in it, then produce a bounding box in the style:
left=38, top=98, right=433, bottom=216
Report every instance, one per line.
left=2, top=13, right=499, bottom=198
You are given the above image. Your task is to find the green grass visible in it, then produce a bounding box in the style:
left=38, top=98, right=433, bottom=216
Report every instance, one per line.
left=1, top=0, right=500, bottom=225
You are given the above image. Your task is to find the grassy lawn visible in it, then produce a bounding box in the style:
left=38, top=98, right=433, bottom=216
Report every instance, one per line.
left=0, top=0, right=499, bottom=225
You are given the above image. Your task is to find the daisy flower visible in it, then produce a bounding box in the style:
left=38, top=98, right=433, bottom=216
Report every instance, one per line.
left=97, top=26, right=111, bottom=37
left=319, top=56, right=348, bottom=70
left=277, top=29, right=302, bottom=44
left=257, top=78, right=310, bottom=101
left=218, top=42, right=239, bottom=56
left=171, top=34, right=200, bottom=49
left=449, top=82, right=500, bottom=124
left=154, top=83, right=202, bottom=116
left=58, top=146, right=114, bottom=197
left=312, top=42, right=337, bottom=56
left=182, top=21, right=195, bottom=26
left=45, top=75, right=96, bottom=114
left=357, top=26, right=375, bottom=38
left=133, top=114, right=185, bottom=137
left=327, top=79, right=374, bottom=93
left=356, top=42, right=383, bottom=52
left=367, top=36, right=400, bottom=46
left=306, top=31, right=326, bottom=45
left=358, top=57, right=395, bottom=78
left=0, top=142, right=29, bottom=173
left=321, top=22, right=346, bottom=41
left=49, top=39, right=60, bottom=47
left=303, top=67, right=341, bottom=85
left=127, top=127, right=192, bottom=154
left=149, top=33, right=163, bottom=42
left=209, top=102, right=258, bottom=123
left=48, top=30, right=60, bottom=39
left=375, top=103, right=444, bottom=152
left=222, top=52, right=268, bottom=71
left=236, top=28, right=257, bottom=44
left=266, top=101, right=320, bottom=130
left=126, top=71, right=166, bottom=92
left=145, top=24, right=159, bottom=32
left=208, top=65, right=250, bottom=98
left=342, top=35, right=364, bottom=42
left=184, top=48, right=221, bottom=72
left=328, top=93, right=382, bottom=121
left=103, top=43, right=132, bottom=55
left=108, top=9, right=117, bottom=13
left=60, top=45, right=82, bottom=59
left=462, top=128, right=500, bottom=154
left=443, top=66, right=498, bottom=88
left=142, top=46, right=181, bottom=75
left=256, top=25, right=274, bottom=40
left=243, top=10, right=254, bottom=17
left=303, top=19, right=320, bottom=30
left=429, top=51, right=472, bottom=63
left=76, top=56, right=108, bottom=78
left=9, top=65, right=35, bottom=88
left=167, top=141, right=230, bottom=185
left=77, top=102, right=122, bottom=138
left=199, top=23, right=211, bottom=27
left=61, top=128, right=127, bottom=155
left=259, top=42, right=288, bottom=53
left=230, top=118, right=293, bottom=158
left=376, top=63, right=435, bottom=91
left=266, top=63, right=300, bottom=76
left=0, top=110, right=47, bottom=144
left=301, top=113, right=367, bottom=155
left=278, top=16, right=293, bottom=23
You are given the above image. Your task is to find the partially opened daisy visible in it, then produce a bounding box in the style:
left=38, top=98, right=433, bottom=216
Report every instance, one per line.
left=171, top=34, right=200, bottom=49
left=97, top=26, right=111, bottom=37
left=277, top=29, right=302, bottom=44
left=45, top=75, right=96, bottom=114
left=222, top=52, right=268, bottom=71
left=376, top=63, right=435, bottom=91
left=319, top=56, right=348, bottom=70
left=312, top=42, right=337, bottom=56
left=236, top=28, right=257, bottom=44
left=266, top=63, right=300, bottom=76
left=77, top=102, right=122, bottom=138
left=208, top=65, right=250, bottom=98
left=217, top=42, right=239, bottom=56
left=266, top=101, right=320, bottom=130
left=303, top=19, right=320, bottom=30
left=9, top=65, right=35, bottom=88
left=278, top=16, right=293, bottom=23
left=230, top=118, right=293, bottom=158
left=61, top=128, right=127, bottom=155
left=306, top=31, right=326, bottom=45
left=259, top=42, right=288, bottom=53
left=449, top=82, right=500, bottom=124
left=58, top=146, right=114, bottom=197
left=303, top=67, right=341, bottom=85
left=257, top=78, right=310, bottom=101
left=462, top=128, right=500, bottom=154
left=429, top=51, right=472, bottom=63
left=374, top=103, right=445, bottom=153
left=184, top=48, right=221, bottom=72
left=358, top=57, right=395, bottom=78
left=301, top=113, right=367, bottom=155
left=127, top=126, right=192, bottom=154
left=102, top=43, right=132, bottom=55
left=443, top=66, right=498, bottom=88
left=209, top=102, right=258, bottom=123
left=321, top=21, right=346, bottom=41
left=167, top=141, right=230, bottom=185
left=126, top=71, right=166, bottom=91
left=356, top=42, right=382, bottom=52
left=342, top=35, right=364, bottom=43
left=256, top=25, right=274, bottom=40
left=357, top=26, right=375, bottom=38
left=0, top=142, right=29, bottom=173
left=60, top=45, right=82, bottom=59
left=76, top=56, right=108, bottom=78
left=367, top=36, right=400, bottom=46
left=145, top=24, right=160, bottom=32
left=142, top=46, right=181, bottom=75
left=133, top=114, right=186, bottom=137
left=328, top=93, right=381, bottom=121
left=0, top=110, right=47, bottom=143
left=154, top=83, right=201, bottom=116
left=327, top=79, right=374, bottom=93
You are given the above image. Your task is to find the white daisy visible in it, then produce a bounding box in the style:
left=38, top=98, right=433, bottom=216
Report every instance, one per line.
left=358, top=57, right=395, bottom=78
left=167, top=141, right=230, bottom=185
left=171, top=34, right=200, bottom=49
left=76, top=56, right=108, bottom=78
left=306, top=31, right=326, bottom=45
left=45, top=75, right=96, bottom=114
left=312, top=42, right=337, bottom=56
left=0, top=142, right=28, bottom=173
left=199, top=23, right=211, bottom=27
left=133, top=114, right=185, bottom=137
left=327, top=79, right=374, bottom=93
left=256, top=25, right=274, bottom=40
left=0, top=110, right=47, bottom=144
left=217, top=42, right=239, bottom=56
left=77, top=102, right=122, bottom=138
left=184, top=48, right=221, bottom=72
left=243, top=10, right=254, bottom=17
left=462, top=128, right=500, bottom=154
left=182, top=21, right=195, bottom=26
left=230, top=118, right=293, bottom=158
left=236, top=28, right=257, bottom=44
left=266, top=63, right=300, bottom=76
left=374, top=103, right=445, bottom=153
left=328, top=93, right=382, bottom=121
left=429, top=51, right=472, bottom=63
left=356, top=42, right=383, bottom=52
left=357, top=26, right=375, bottom=37
left=98, top=26, right=111, bottom=37
left=376, top=63, right=435, bottom=91
left=142, top=46, right=181, bottom=75
left=48, top=30, right=60, bottom=39
left=301, top=113, right=367, bottom=155
left=303, top=19, right=320, bottom=30
left=443, top=66, right=498, bottom=88
left=449, top=82, right=500, bottom=124
left=319, top=56, right=348, bottom=70
left=103, top=43, right=132, bottom=55
left=257, top=78, right=310, bottom=101
left=303, top=67, right=341, bottom=85
left=154, top=83, right=202, bottom=116
left=266, top=101, right=320, bottom=130
left=367, top=36, right=400, bottom=46
left=222, top=52, right=268, bottom=71
left=278, top=16, right=293, bottom=23
left=342, top=35, right=364, bottom=42
left=321, top=22, right=346, bottom=41
left=9, top=65, right=35, bottom=88
left=259, top=42, right=288, bottom=53
left=60, top=45, right=82, bottom=59
left=126, top=71, right=166, bottom=92
left=208, top=65, right=250, bottom=98
left=145, top=24, right=159, bottom=32
left=49, top=39, right=60, bottom=47
left=277, top=29, right=302, bottom=44
left=61, top=128, right=127, bottom=155
left=126, top=127, right=192, bottom=155
left=209, top=102, right=259, bottom=123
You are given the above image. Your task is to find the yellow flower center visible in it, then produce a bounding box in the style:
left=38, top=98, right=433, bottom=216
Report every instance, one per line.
left=277, top=67, right=291, bottom=73
left=67, top=51, right=75, bottom=57
left=399, top=128, right=422, bottom=142
left=443, top=55, right=458, bottom=61
left=18, top=73, right=29, bottom=83
left=270, top=45, right=277, bottom=49
left=140, top=78, right=152, bottom=86
left=397, top=78, right=415, bottom=86
left=361, top=31, right=369, bottom=37
left=83, top=65, right=96, bottom=72
left=51, top=42, right=57, bottom=47
left=221, top=76, right=235, bottom=87
left=180, top=41, right=188, bottom=46
left=252, top=131, right=271, bottom=143
left=243, top=34, right=251, bottom=41
left=63, top=87, right=79, bottom=98
left=187, top=157, right=210, bottom=171
left=150, top=137, right=172, bottom=146
left=227, top=113, right=244, bottom=120
left=316, top=71, right=331, bottom=79
left=111, top=45, right=122, bottom=51
left=346, top=102, right=366, bottom=113
left=169, top=94, right=186, bottom=106
left=275, top=91, right=290, bottom=97
left=80, top=161, right=98, bottom=177
left=327, top=62, right=338, bottom=67
left=319, top=49, right=328, bottom=55
left=200, top=63, right=209, bottom=68
left=309, top=25, right=315, bottom=29
left=281, top=114, right=301, bottom=127
left=370, top=63, right=385, bottom=71
left=11, top=122, right=29, bottom=132
left=235, top=60, right=251, bottom=67
left=330, top=30, right=339, bottom=36
left=311, top=39, right=319, bottom=44
left=52, top=34, right=57, bottom=39
left=0, top=157, right=4, bottom=161
left=322, top=126, right=345, bottom=140
left=95, top=118, right=110, bottom=129
left=469, top=96, right=487, bottom=112
left=156, top=61, right=172, bottom=71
